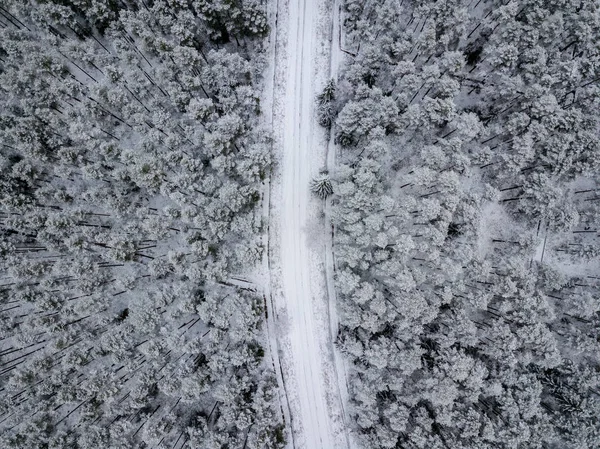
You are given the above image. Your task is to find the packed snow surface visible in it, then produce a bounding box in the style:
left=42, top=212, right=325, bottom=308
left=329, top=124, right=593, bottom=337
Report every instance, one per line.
left=271, top=0, right=352, bottom=447
left=280, top=0, right=334, bottom=446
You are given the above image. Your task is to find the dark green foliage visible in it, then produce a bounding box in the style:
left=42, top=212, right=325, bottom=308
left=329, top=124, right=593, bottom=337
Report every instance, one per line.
left=316, top=79, right=337, bottom=128
left=310, top=173, right=334, bottom=199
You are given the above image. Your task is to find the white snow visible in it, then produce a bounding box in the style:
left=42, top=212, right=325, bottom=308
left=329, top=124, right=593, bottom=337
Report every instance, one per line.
left=280, top=0, right=335, bottom=446
left=264, top=0, right=355, bottom=447
left=259, top=0, right=295, bottom=442
left=476, top=201, right=512, bottom=259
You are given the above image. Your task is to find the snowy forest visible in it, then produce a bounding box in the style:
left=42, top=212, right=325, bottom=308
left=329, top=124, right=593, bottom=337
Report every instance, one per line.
left=327, top=0, right=600, bottom=448
left=0, top=1, right=285, bottom=448
left=2, top=0, right=600, bottom=448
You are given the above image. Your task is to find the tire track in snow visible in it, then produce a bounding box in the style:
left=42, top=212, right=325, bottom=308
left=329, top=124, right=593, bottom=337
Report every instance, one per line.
left=261, top=0, right=296, bottom=445
left=279, top=0, right=336, bottom=446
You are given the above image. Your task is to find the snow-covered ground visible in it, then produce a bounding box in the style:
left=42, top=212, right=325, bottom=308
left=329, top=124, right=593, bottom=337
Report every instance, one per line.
left=263, top=0, right=354, bottom=447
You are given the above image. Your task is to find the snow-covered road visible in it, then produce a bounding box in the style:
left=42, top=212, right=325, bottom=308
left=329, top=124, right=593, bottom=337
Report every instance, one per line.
left=268, top=0, right=352, bottom=447
left=280, top=0, right=334, bottom=446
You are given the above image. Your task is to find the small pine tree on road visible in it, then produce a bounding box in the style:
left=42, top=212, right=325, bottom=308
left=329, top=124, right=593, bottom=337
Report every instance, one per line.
left=310, top=173, right=333, bottom=199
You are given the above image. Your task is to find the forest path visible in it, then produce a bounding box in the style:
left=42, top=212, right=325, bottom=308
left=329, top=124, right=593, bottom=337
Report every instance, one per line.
left=271, top=0, right=351, bottom=447
left=280, top=0, right=332, bottom=446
